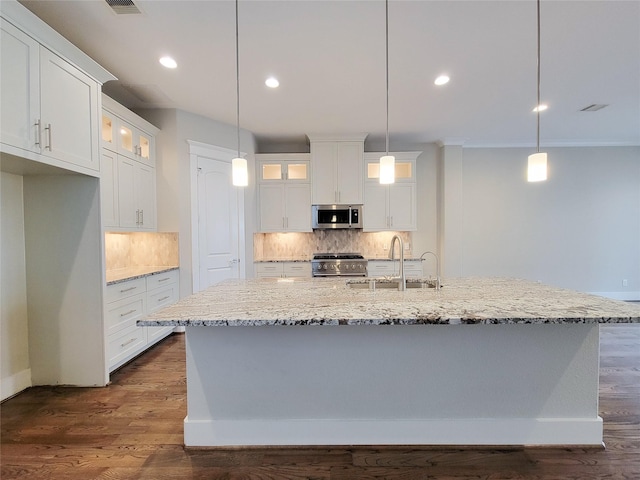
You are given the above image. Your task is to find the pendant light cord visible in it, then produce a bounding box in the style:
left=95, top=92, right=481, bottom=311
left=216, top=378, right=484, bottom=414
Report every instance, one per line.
left=536, top=0, right=541, bottom=154
left=235, top=0, right=240, bottom=158
left=385, top=0, right=390, bottom=156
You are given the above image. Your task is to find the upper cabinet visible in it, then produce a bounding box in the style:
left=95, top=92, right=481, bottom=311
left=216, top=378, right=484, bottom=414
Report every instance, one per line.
left=309, top=134, right=366, bottom=205
left=101, top=94, right=159, bottom=231
left=0, top=3, right=115, bottom=175
left=363, top=151, right=420, bottom=232
left=256, top=154, right=312, bottom=233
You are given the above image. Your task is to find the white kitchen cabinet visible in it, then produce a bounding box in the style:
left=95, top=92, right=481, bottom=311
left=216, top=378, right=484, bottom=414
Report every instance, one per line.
left=257, top=154, right=311, bottom=233
left=368, top=260, right=422, bottom=278
left=101, top=95, right=159, bottom=231
left=363, top=152, right=419, bottom=232
left=259, top=183, right=311, bottom=232
left=255, top=262, right=311, bottom=278
left=309, top=135, right=366, bottom=205
left=105, top=269, right=179, bottom=372
left=0, top=17, right=104, bottom=174
left=256, top=153, right=309, bottom=182
left=102, top=96, right=156, bottom=166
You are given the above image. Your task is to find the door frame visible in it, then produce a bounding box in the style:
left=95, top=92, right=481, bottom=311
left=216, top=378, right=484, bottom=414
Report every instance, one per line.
left=188, top=140, right=246, bottom=293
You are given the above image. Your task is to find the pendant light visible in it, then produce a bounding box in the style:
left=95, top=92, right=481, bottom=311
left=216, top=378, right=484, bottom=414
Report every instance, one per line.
left=527, top=0, right=547, bottom=182
left=232, top=0, right=248, bottom=187
left=379, top=0, right=395, bottom=185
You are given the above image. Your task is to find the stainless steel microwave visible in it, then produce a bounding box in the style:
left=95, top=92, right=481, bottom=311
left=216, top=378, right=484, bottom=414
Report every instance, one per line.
left=312, top=205, right=363, bottom=229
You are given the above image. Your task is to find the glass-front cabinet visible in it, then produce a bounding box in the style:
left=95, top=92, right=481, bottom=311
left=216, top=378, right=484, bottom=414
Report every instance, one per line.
left=101, top=108, right=154, bottom=165
left=258, top=154, right=309, bottom=182
left=363, top=151, right=419, bottom=232
left=256, top=153, right=312, bottom=233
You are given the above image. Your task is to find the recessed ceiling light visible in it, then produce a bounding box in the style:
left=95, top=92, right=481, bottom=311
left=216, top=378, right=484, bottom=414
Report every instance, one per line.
left=532, top=104, right=548, bottom=113
left=159, top=56, right=177, bottom=69
left=434, top=75, right=450, bottom=86
left=265, top=77, right=280, bottom=88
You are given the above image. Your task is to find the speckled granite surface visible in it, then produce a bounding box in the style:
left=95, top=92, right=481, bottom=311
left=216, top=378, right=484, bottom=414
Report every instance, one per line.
left=138, top=277, right=640, bottom=327
left=107, top=266, right=179, bottom=285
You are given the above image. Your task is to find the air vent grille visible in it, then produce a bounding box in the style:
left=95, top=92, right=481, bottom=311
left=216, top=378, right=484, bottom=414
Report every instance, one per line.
left=580, top=104, right=608, bottom=112
left=106, top=0, right=141, bottom=15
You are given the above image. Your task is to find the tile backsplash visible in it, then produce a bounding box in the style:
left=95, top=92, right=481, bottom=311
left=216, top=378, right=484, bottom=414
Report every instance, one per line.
left=105, top=232, right=179, bottom=271
left=254, top=231, right=412, bottom=260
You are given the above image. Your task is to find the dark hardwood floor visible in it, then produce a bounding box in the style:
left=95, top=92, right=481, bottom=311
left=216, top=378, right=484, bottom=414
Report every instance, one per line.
left=2, top=324, right=639, bottom=479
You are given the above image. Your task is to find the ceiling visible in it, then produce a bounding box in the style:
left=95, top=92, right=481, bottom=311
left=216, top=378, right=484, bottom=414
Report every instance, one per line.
left=18, top=0, right=640, bottom=150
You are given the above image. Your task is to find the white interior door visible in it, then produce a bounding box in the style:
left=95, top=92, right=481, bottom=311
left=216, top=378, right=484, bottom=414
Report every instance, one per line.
left=196, top=155, right=240, bottom=290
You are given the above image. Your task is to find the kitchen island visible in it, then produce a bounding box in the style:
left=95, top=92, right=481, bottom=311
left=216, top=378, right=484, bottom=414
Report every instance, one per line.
left=139, top=277, right=640, bottom=447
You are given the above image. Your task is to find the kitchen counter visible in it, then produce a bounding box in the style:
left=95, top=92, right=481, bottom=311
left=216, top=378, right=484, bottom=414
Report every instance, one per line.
left=138, top=276, right=639, bottom=327
left=106, top=266, right=179, bottom=285
left=139, top=277, right=639, bottom=448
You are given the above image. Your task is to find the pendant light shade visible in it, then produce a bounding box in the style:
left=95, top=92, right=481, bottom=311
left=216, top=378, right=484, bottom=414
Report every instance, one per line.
left=232, top=157, right=248, bottom=186
left=528, top=0, right=548, bottom=183
left=379, top=0, right=395, bottom=185
left=527, top=152, right=547, bottom=182
left=231, top=0, right=248, bottom=187
left=379, top=155, right=395, bottom=184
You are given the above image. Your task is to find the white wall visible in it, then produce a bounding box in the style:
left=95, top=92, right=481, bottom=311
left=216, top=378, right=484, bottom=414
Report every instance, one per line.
left=0, top=172, right=31, bottom=400
left=453, top=146, right=640, bottom=298
left=135, top=108, right=257, bottom=296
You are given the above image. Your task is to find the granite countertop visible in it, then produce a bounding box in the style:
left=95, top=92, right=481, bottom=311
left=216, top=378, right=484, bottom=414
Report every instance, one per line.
left=107, top=266, right=179, bottom=285
left=138, top=276, right=640, bottom=327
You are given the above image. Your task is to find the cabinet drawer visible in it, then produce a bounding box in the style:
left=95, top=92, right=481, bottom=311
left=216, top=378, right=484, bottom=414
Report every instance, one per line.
left=367, top=262, right=395, bottom=276
left=108, top=324, right=147, bottom=369
left=146, top=269, right=179, bottom=291
left=255, top=263, right=283, bottom=277
left=147, top=283, right=179, bottom=314
left=404, top=261, right=423, bottom=278
left=105, top=293, right=146, bottom=336
left=283, top=262, right=311, bottom=277
left=106, top=277, right=146, bottom=303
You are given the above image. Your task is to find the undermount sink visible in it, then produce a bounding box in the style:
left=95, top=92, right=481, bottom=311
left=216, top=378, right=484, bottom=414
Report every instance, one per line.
left=346, top=278, right=436, bottom=290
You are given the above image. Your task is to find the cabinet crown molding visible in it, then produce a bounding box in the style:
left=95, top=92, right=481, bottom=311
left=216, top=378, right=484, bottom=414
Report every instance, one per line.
left=306, top=133, right=368, bottom=143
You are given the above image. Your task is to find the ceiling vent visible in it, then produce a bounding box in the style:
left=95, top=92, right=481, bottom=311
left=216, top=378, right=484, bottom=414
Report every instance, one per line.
left=105, top=0, right=141, bottom=15
left=580, top=104, right=608, bottom=112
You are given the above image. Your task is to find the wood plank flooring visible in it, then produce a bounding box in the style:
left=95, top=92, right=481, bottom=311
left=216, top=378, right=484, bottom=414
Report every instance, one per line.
left=2, top=324, right=639, bottom=479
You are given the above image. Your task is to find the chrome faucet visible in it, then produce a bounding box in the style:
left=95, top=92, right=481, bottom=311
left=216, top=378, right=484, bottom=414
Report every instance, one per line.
left=389, top=235, right=406, bottom=291
left=420, top=251, right=441, bottom=291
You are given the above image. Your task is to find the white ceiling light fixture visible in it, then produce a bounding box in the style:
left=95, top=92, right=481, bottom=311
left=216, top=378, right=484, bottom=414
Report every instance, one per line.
left=159, top=56, right=177, bottom=69
left=232, top=0, right=248, bottom=187
left=379, top=0, right=395, bottom=185
left=532, top=103, right=548, bottom=113
left=434, top=74, right=450, bottom=86
left=528, top=0, right=548, bottom=183
left=265, top=76, right=279, bottom=88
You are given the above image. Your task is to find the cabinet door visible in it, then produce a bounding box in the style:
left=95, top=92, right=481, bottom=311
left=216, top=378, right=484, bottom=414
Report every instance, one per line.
left=100, top=150, right=119, bottom=228
left=284, top=183, right=312, bottom=232
left=283, top=262, right=311, bottom=278
left=117, top=156, right=137, bottom=228
left=336, top=142, right=363, bottom=204
left=311, top=142, right=338, bottom=204
left=39, top=47, right=100, bottom=171
left=255, top=263, right=284, bottom=278
left=389, top=183, right=416, bottom=231
left=0, top=19, right=40, bottom=152
left=136, top=163, right=156, bottom=230
left=259, top=184, right=285, bottom=232
left=136, top=130, right=154, bottom=165
left=363, top=182, right=389, bottom=231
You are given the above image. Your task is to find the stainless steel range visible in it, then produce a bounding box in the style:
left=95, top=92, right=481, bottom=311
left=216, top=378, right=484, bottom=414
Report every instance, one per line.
left=312, top=253, right=368, bottom=277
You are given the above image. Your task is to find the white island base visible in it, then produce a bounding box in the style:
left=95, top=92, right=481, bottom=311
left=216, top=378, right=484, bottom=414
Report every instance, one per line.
left=184, top=323, right=602, bottom=447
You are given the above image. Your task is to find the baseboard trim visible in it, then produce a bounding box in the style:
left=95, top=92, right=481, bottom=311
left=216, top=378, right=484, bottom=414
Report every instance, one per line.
left=1, top=368, right=32, bottom=402
left=183, top=416, right=603, bottom=447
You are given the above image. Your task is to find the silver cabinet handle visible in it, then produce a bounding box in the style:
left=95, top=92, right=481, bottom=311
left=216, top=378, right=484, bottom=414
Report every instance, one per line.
left=390, top=216, right=393, bottom=227
left=44, top=123, right=52, bottom=150
left=158, top=277, right=171, bottom=282
left=120, top=286, right=137, bottom=293
left=158, top=296, right=170, bottom=302
left=121, top=338, right=137, bottom=348
left=136, top=210, right=140, bottom=226
left=120, top=309, right=137, bottom=317
left=140, top=209, right=144, bottom=226
left=34, top=120, right=41, bottom=147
